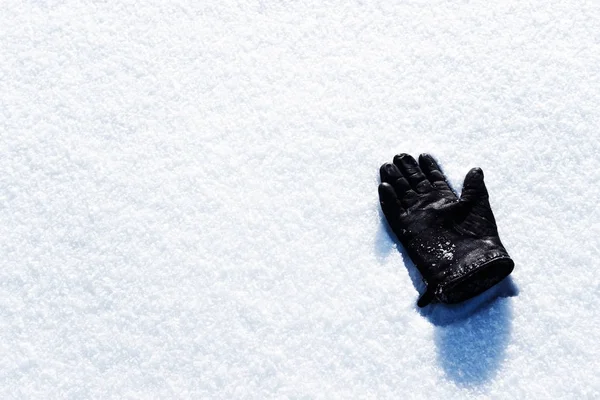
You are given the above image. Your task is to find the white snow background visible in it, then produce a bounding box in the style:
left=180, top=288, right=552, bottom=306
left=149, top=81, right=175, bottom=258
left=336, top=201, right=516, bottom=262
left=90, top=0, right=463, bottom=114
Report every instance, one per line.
left=1, top=0, right=600, bottom=398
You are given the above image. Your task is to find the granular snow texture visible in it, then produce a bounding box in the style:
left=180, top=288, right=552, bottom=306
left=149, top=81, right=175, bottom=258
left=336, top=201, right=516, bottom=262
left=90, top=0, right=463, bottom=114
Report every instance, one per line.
left=1, top=1, right=599, bottom=398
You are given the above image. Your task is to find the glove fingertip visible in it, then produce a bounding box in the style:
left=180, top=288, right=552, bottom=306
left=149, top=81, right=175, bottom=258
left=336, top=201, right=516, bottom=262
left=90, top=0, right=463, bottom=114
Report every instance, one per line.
left=380, top=163, right=402, bottom=183
left=469, top=167, right=484, bottom=178
left=418, top=153, right=433, bottom=164
left=464, top=167, right=485, bottom=187
left=393, top=153, right=410, bottom=162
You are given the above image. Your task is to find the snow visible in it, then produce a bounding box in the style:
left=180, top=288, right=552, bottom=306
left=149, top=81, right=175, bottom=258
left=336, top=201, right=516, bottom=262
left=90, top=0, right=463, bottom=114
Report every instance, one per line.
left=1, top=0, right=600, bottom=398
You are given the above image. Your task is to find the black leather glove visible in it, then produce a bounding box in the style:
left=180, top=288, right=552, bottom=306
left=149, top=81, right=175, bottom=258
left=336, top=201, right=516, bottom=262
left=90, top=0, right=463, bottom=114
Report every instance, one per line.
left=378, top=153, right=514, bottom=307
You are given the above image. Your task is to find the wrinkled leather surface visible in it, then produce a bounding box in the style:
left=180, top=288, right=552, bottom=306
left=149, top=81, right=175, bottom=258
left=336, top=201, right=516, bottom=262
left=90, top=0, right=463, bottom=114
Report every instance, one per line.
left=378, top=153, right=514, bottom=307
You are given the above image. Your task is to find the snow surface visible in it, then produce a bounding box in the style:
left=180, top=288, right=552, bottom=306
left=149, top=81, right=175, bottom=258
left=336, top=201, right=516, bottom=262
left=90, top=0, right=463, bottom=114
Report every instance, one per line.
left=1, top=0, right=600, bottom=398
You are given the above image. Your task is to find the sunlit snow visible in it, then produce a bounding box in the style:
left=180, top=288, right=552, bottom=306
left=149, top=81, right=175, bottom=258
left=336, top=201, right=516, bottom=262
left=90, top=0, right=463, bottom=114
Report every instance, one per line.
left=1, top=1, right=599, bottom=398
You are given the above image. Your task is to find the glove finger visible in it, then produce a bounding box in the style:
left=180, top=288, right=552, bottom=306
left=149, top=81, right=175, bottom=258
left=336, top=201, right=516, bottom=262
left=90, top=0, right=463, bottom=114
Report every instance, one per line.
left=393, top=153, right=433, bottom=193
left=392, top=177, right=412, bottom=198
left=460, top=167, right=488, bottom=201
left=392, top=177, right=420, bottom=208
left=379, top=162, right=403, bottom=184
left=418, top=153, right=456, bottom=196
left=380, top=163, right=418, bottom=207
left=378, top=183, right=405, bottom=222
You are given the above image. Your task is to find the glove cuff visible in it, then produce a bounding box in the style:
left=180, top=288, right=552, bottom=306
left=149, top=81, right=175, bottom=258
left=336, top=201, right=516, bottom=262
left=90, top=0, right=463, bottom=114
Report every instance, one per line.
left=408, top=229, right=515, bottom=307
left=434, top=252, right=514, bottom=304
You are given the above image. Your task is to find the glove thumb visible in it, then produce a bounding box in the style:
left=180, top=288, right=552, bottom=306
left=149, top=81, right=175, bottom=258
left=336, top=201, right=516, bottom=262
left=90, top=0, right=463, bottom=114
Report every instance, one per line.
left=435, top=168, right=488, bottom=222
left=460, top=167, right=488, bottom=202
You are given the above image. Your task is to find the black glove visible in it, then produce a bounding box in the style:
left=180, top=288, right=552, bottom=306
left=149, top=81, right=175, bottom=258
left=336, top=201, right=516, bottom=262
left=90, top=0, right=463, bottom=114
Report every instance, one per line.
left=378, top=153, right=514, bottom=307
